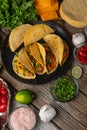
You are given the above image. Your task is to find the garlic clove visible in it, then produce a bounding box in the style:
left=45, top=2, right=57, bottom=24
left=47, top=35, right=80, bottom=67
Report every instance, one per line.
left=39, top=104, right=56, bottom=123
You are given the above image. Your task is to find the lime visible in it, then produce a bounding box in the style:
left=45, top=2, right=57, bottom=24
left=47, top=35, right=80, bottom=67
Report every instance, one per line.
left=15, top=89, right=36, bottom=104
left=71, top=66, right=82, bottom=79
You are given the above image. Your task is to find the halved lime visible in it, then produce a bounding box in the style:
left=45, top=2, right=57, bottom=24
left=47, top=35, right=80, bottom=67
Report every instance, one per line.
left=71, top=66, right=82, bottom=79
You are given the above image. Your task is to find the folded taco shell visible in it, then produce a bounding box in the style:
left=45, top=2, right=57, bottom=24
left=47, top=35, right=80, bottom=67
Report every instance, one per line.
left=24, top=24, right=54, bottom=47
left=9, top=24, right=32, bottom=52
left=42, top=43, right=58, bottom=74
left=27, top=42, right=47, bottom=75
left=12, top=48, right=36, bottom=79
left=43, top=34, right=64, bottom=65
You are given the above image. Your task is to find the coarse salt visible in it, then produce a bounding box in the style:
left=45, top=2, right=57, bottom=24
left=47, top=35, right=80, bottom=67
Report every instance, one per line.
left=9, top=107, right=36, bottom=130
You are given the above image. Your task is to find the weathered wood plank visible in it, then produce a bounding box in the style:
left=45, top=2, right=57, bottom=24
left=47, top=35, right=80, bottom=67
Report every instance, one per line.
left=25, top=84, right=87, bottom=130
left=2, top=70, right=87, bottom=130
left=5, top=87, right=60, bottom=130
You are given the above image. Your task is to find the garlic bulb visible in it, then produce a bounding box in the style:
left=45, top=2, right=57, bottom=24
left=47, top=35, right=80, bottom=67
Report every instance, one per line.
left=39, top=104, right=56, bottom=123
left=72, top=33, right=85, bottom=47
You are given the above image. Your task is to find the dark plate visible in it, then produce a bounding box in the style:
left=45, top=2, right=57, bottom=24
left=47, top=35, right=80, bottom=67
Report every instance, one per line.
left=1, top=21, right=74, bottom=84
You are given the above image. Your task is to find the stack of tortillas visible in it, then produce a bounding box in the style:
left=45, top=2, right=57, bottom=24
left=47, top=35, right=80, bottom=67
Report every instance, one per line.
left=60, top=0, right=87, bottom=28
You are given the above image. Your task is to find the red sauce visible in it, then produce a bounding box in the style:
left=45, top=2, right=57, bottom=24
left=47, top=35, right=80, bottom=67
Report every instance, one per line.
left=77, top=45, right=87, bottom=64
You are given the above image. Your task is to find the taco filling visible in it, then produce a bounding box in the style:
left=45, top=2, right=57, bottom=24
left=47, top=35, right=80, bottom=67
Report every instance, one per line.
left=26, top=50, right=44, bottom=74
left=30, top=54, right=44, bottom=73
left=62, top=42, right=69, bottom=64
left=43, top=44, right=57, bottom=73
left=12, top=54, right=35, bottom=79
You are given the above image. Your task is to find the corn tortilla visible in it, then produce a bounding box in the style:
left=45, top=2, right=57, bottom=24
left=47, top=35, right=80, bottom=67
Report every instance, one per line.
left=24, top=24, right=54, bottom=47
left=12, top=53, right=36, bottom=79
left=43, top=34, right=64, bottom=65
left=9, top=24, right=32, bottom=52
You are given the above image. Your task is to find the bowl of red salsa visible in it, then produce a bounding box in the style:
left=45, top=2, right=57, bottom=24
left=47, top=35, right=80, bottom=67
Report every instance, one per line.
left=73, top=44, right=87, bottom=65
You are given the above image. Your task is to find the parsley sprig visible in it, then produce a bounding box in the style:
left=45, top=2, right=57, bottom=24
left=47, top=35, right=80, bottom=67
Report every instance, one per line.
left=0, top=0, right=38, bottom=30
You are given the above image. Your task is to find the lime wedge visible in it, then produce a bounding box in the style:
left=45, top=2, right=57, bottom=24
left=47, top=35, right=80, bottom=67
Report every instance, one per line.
left=72, top=66, right=82, bottom=79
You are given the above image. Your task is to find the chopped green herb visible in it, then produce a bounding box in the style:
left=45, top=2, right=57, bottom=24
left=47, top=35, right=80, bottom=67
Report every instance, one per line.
left=0, top=0, right=38, bottom=30
left=15, top=52, right=18, bottom=57
left=51, top=76, right=78, bottom=102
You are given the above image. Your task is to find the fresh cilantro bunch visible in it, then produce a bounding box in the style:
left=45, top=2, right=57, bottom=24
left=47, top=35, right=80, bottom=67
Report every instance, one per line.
left=0, top=0, right=38, bottom=29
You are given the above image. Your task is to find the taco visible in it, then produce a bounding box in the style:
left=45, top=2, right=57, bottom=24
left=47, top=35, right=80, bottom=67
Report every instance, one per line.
left=12, top=48, right=36, bottom=79
left=9, top=24, right=32, bottom=52
left=62, top=41, right=69, bottom=64
left=25, top=42, right=47, bottom=75
left=42, top=43, right=58, bottom=74
left=43, top=34, right=69, bottom=65
left=24, top=23, right=54, bottom=47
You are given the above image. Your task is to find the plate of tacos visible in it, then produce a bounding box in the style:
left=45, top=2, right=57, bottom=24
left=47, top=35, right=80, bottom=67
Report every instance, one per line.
left=1, top=21, right=73, bottom=84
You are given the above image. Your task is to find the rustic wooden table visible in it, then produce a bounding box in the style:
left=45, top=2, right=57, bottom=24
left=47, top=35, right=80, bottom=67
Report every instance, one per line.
left=0, top=20, right=87, bottom=130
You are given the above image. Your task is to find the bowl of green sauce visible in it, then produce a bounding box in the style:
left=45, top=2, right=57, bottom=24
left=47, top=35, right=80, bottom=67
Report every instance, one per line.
left=50, top=75, right=79, bottom=102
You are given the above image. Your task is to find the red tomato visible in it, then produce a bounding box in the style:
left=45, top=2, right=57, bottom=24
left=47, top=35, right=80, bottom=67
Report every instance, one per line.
left=0, top=94, right=2, bottom=103
left=77, top=46, right=87, bottom=64
left=50, top=63, right=54, bottom=68
left=45, top=48, right=49, bottom=53
left=0, top=86, right=8, bottom=95
left=35, top=65, right=43, bottom=73
left=51, top=54, right=55, bottom=59
left=0, top=103, right=7, bottom=112
left=1, top=95, right=7, bottom=104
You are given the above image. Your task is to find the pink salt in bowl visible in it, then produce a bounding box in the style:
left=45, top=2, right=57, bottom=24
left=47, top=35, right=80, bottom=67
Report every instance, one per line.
left=8, top=106, right=36, bottom=130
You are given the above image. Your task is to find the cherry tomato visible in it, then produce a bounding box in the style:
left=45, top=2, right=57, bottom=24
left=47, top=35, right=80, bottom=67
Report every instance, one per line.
left=0, top=94, right=2, bottom=102
left=0, top=95, right=7, bottom=104
left=0, top=86, right=8, bottom=95
left=0, top=103, right=7, bottom=112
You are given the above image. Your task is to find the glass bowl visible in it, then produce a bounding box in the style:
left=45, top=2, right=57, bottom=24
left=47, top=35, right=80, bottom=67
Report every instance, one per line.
left=0, top=78, right=11, bottom=130
left=73, top=44, right=87, bottom=66
left=50, top=75, right=79, bottom=102
left=9, top=106, right=36, bottom=130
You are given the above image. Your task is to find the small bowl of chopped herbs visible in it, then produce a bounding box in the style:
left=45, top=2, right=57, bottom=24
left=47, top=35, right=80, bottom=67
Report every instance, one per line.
left=50, top=75, right=79, bottom=102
